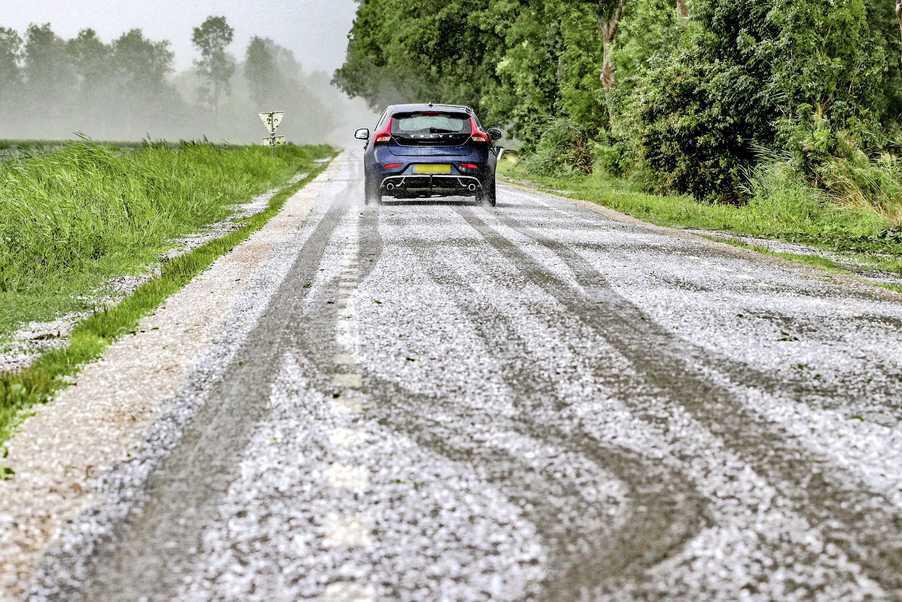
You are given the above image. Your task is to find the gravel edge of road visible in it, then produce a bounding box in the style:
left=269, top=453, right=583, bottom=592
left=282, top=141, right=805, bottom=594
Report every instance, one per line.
left=0, top=156, right=341, bottom=600
left=501, top=177, right=902, bottom=303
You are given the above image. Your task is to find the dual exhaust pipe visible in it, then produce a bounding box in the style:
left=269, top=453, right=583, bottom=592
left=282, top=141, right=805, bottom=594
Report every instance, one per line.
left=384, top=181, right=477, bottom=193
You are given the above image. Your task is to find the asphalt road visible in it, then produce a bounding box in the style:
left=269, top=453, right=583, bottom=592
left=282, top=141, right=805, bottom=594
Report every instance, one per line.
left=27, top=152, right=902, bottom=600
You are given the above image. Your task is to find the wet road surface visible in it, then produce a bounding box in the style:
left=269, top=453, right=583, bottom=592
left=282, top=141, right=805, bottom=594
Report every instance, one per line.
left=28, top=153, right=902, bottom=600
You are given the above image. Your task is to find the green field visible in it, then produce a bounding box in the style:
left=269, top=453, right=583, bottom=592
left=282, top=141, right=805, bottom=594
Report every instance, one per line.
left=1, top=140, right=76, bottom=162
left=0, top=142, right=331, bottom=339
left=0, top=139, right=155, bottom=162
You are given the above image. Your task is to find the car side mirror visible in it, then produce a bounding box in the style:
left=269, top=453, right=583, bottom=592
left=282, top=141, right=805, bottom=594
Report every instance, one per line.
left=487, top=127, right=504, bottom=141
left=355, top=128, right=370, bottom=141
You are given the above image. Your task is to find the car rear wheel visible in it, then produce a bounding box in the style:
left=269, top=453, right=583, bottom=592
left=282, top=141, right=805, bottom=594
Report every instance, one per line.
left=365, top=176, right=382, bottom=206
left=482, top=175, right=497, bottom=207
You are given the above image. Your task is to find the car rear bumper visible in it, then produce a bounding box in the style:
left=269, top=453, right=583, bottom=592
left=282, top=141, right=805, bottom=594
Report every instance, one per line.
left=380, top=174, right=483, bottom=197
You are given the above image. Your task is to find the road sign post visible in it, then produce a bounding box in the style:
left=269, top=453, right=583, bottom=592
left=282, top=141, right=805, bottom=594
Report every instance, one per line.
left=258, top=111, right=285, bottom=156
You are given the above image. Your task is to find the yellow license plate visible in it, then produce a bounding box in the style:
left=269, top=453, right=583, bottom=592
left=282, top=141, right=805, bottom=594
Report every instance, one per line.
left=414, top=164, right=452, bottom=174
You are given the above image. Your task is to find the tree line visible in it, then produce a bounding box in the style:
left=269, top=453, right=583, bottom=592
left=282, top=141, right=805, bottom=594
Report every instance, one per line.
left=335, top=0, right=902, bottom=204
left=0, top=17, right=337, bottom=142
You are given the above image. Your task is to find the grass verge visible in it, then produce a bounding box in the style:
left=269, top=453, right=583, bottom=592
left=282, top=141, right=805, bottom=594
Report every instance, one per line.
left=708, top=236, right=850, bottom=274
left=0, top=148, right=334, bottom=446
left=500, top=156, right=902, bottom=277
left=711, top=236, right=902, bottom=296
left=1, top=142, right=328, bottom=337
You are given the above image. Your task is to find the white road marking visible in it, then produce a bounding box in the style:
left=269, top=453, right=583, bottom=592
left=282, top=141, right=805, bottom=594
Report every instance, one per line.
left=332, top=392, right=365, bottom=414
left=320, top=582, right=375, bottom=602
left=333, top=353, right=356, bottom=365
left=325, top=463, right=370, bottom=492
left=328, top=427, right=367, bottom=449
left=333, top=400, right=363, bottom=414
left=332, top=374, right=362, bottom=388
left=316, top=200, right=376, bottom=599
left=335, top=334, right=359, bottom=349
left=322, top=513, right=373, bottom=548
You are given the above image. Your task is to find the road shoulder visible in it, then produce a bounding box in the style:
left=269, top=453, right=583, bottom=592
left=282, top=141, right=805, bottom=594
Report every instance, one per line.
left=500, top=177, right=902, bottom=303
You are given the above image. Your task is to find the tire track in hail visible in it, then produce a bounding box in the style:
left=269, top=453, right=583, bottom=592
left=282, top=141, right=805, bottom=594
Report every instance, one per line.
left=293, top=207, right=577, bottom=597
left=420, top=262, right=707, bottom=599
left=67, top=197, right=352, bottom=601
left=503, top=187, right=902, bottom=414
left=350, top=206, right=707, bottom=599
left=271, top=207, right=583, bottom=599
left=456, top=204, right=902, bottom=593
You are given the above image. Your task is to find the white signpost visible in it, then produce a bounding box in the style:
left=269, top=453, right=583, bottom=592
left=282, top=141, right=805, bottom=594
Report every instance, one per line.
left=258, top=111, right=286, bottom=149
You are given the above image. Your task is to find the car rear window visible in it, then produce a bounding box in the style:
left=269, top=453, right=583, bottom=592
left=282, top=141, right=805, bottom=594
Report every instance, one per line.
left=392, top=112, right=470, bottom=135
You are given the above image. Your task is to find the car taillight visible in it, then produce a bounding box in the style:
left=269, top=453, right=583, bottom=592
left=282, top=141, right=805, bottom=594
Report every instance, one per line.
left=469, top=117, right=491, bottom=144
left=374, top=117, right=393, bottom=144
left=459, top=163, right=479, bottom=170
left=383, top=163, right=403, bottom=169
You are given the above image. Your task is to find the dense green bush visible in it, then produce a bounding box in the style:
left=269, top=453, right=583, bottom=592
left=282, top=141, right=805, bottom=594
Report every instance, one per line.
left=522, top=118, right=594, bottom=177
left=634, top=47, right=768, bottom=202
left=628, top=0, right=898, bottom=202
left=592, top=135, right=631, bottom=178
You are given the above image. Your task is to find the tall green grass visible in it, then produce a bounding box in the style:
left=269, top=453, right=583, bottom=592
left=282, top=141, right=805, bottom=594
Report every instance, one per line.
left=0, top=141, right=68, bottom=162
left=814, top=153, right=902, bottom=225
left=0, top=157, right=333, bottom=445
left=0, top=139, right=154, bottom=162
left=0, top=142, right=331, bottom=337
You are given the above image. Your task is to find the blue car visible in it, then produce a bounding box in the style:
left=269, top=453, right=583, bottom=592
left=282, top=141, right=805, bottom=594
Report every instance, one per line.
left=355, top=103, right=503, bottom=206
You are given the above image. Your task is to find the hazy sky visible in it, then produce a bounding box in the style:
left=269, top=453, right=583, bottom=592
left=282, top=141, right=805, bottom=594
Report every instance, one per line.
left=0, top=0, right=359, bottom=74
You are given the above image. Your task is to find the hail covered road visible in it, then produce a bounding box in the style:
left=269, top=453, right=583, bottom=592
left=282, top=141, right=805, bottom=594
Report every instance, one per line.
left=23, top=152, right=902, bottom=600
